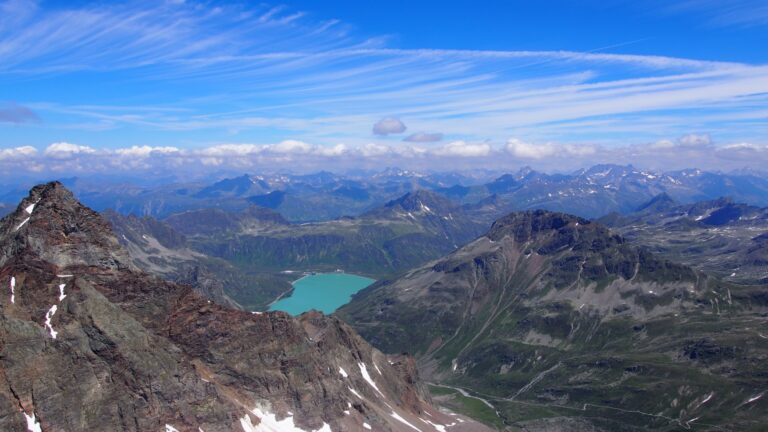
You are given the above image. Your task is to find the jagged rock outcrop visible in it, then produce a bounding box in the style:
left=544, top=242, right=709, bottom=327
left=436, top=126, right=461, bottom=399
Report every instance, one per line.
left=0, top=182, right=489, bottom=432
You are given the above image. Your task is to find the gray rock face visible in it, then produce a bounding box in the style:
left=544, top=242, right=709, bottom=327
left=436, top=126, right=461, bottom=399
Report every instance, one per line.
left=0, top=182, right=489, bottom=432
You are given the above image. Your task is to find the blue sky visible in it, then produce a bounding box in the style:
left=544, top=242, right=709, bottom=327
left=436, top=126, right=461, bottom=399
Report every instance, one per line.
left=1, top=0, right=768, bottom=177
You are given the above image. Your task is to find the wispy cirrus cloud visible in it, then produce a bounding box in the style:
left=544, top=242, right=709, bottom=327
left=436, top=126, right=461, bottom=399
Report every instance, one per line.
left=0, top=0, right=767, bottom=173
left=663, top=0, right=768, bottom=28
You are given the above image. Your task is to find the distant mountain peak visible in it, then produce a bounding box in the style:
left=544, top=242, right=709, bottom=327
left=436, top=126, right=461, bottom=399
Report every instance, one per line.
left=487, top=209, right=591, bottom=242
left=385, top=189, right=453, bottom=213
left=636, top=192, right=678, bottom=212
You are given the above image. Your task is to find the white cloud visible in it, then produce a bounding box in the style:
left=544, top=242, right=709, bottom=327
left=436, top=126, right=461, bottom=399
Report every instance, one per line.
left=678, top=133, right=712, bottom=147
left=197, top=144, right=263, bottom=156
left=115, top=145, right=180, bottom=157
left=435, top=140, right=491, bottom=157
left=372, top=117, right=407, bottom=136
left=314, top=143, right=347, bottom=157
left=506, top=138, right=557, bottom=159
left=268, top=140, right=313, bottom=154
left=505, top=138, right=595, bottom=159
left=358, top=143, right=392, bottom=157
left=0, top=146, right=37, bottom=160
left=43, top=142, right=96, bottom=158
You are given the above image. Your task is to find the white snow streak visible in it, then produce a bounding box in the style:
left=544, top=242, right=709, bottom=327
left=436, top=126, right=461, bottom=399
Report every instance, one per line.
left=58, top=284, right=67, bottom=301
left=374, top=363, right=383, bottom=376
left=420, top=418, right=447, bottom=432
left=56, top=274, right=73, bottom=278
left=15, top=217, right=30, bottom=231
left=24, top=413, right=42, bottom=432
left=165, top=425, right=180, bottom=432
left=338, top=367, right=348, bottom=378
left=44, top=305, right=58, bottom=339
left=363, top=423, right=371, bottom=430
left=25, top=203, right=35, bottom=214
left=348, top=387, right=363, bottom=399
left=10, top=276, right=15, bottom=304
left=745, top=392, right=764, bottom=404
left=390, top=412, right=423, bottom=432
left=358, top=363, right=385, bottom=398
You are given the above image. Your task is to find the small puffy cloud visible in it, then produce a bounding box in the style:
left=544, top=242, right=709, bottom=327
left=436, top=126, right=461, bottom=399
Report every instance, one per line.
left=44, top=142, right=96, bottom=158
left=372, top=117, right=406, bottom=136
left=197, top=144, right=263, bottom=156
left=505, top=138, right=595, bottom=159
left=0, top=146, right=37, bottom=160
left=0, top=103, right=39, bottom=124
left=435, top=140, right=491, bottom=157
left=679, top=133, right=711, bottom=147
left=115, top=145, right=180, bottom=157
left=314, top=143, right=347, bottom=157
left=652, top=134, right=712, bottom=149
left=403, top=132, right=443, bottom=143
left=359, top=143, right=392, bottom=157
left=269, top=139, right=313, bottom=154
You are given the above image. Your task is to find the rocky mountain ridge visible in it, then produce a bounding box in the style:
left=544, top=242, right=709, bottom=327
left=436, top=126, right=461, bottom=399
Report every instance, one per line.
left=599, top=195, right=768, bottom=284
left=0, top=182, right=489, bottom=432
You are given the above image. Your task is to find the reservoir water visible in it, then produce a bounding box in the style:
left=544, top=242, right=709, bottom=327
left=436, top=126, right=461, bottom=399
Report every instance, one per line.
left=269, top=273, right=375, bottom=315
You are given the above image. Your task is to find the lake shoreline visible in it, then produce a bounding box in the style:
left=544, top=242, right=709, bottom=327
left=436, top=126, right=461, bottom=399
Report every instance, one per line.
left=269, top=272, right=375, bottom=315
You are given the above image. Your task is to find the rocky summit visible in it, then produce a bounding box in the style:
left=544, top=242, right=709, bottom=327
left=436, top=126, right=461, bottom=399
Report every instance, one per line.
left=0, top=182, right=489, bottom=432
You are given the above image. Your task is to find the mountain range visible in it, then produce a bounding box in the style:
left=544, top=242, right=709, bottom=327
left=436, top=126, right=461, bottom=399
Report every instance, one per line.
left=4, top=165, right=768, bottom=223
left=338, top=210, right=768, bottom=431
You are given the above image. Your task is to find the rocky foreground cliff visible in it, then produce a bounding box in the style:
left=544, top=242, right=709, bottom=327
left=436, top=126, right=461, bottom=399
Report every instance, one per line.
left=0, top=182, right=489, bottom=432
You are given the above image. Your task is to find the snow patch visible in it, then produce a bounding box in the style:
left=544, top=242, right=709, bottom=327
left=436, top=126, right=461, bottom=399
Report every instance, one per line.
left=57, top=274, right=73, bottom=278
left=363, top=423, right=371, bottom=430
left=10, top=276, right=15, bottom=304
left=58, top=284, right=67, bottom=301
left=358, top=363, right=385, bottom=397
left=24, top=412, right=42, bottom=432
left=348, top=387, right=363, bottom=399
left=390, top=411, right=423, bottom=432
left=241, top=407, right=331, bottom=432
left=44, top=305, right=58, bottom=339
left=374, top=362, right=382, bottom=376
left=338, top=367, right=348, bottom=378
left=25, top=203, right=36, bottom=214
left=165, top=425, right=180, bottom=432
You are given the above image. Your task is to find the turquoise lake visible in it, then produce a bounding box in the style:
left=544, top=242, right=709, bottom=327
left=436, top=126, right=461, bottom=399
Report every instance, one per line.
left=269, top=273, right=375, bottom=315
